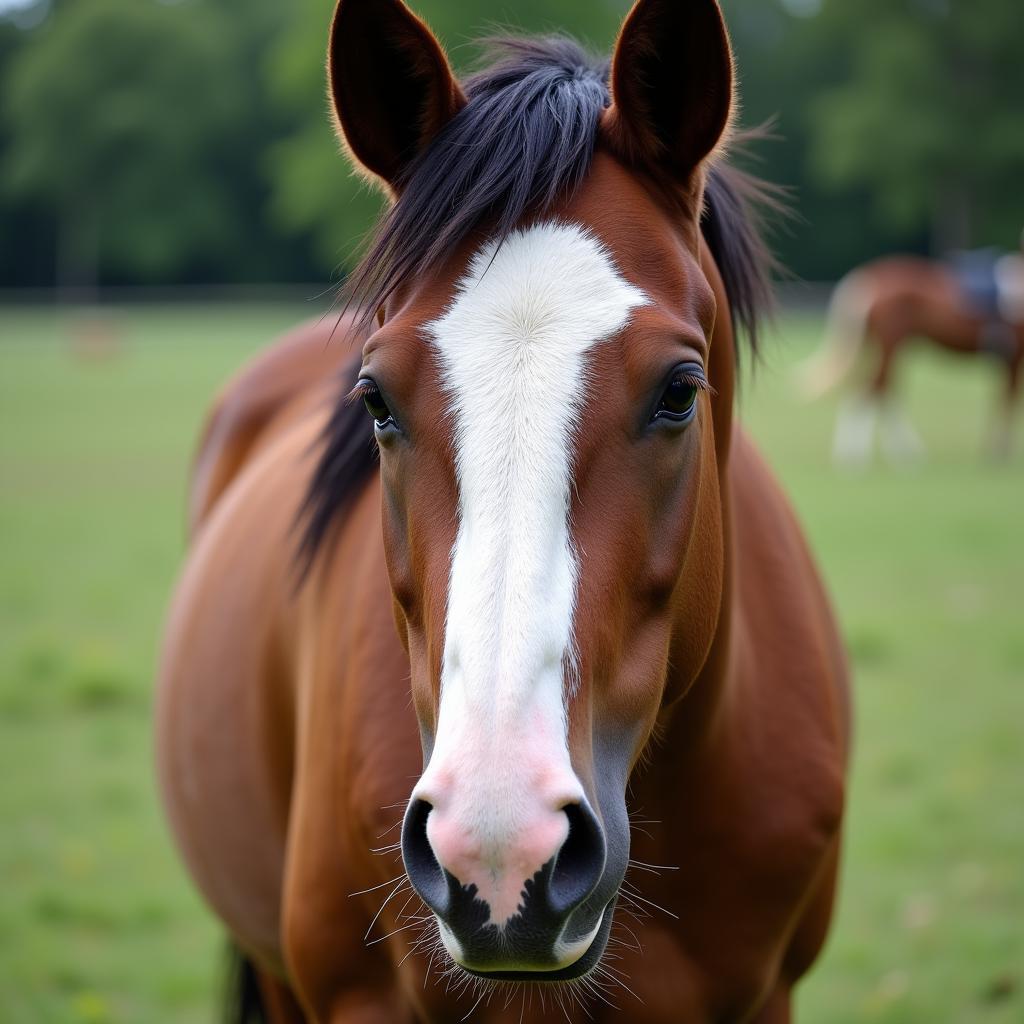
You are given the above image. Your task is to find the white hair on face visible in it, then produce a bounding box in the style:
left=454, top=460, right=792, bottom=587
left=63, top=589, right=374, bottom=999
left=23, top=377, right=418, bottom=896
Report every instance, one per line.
left=419, top=222, right=647, bottom=926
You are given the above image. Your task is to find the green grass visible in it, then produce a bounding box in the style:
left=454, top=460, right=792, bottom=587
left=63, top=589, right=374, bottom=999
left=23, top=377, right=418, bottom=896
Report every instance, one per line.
left=1, top=304, right=1022, bottom=1022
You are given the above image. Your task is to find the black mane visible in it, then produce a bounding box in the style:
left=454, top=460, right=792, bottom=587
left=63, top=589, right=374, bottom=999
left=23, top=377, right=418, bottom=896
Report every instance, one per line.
left=299, top=36, right=779, bottom=569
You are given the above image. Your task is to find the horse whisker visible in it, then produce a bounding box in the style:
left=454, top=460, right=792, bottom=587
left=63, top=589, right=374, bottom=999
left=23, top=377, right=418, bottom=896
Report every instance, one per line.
left=627, top=857, right=679, bottom=873
left=365, top=920, right=422, bottom=946
left=363, top=877, right=410, bottom=940
left=460, top=987, right=488, bottom=1022
left=348, top=873, right=406, bottom=898
left=619, top=882, right=678, bottom=920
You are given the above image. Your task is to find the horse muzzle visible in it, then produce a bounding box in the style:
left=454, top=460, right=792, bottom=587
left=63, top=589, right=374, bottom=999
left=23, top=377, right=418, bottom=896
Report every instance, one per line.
left=401, top=796, right=613, bottom=977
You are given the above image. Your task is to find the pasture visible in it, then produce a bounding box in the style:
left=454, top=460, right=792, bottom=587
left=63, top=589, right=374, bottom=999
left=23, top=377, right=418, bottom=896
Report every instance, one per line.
left=0, top=302, right=1021, bottom=1022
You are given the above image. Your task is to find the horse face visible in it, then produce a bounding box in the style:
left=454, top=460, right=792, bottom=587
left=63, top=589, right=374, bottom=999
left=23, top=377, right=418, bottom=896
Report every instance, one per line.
left=331, top=0, right=733, bottom=982
left=359, top=158, right=724, bottom=979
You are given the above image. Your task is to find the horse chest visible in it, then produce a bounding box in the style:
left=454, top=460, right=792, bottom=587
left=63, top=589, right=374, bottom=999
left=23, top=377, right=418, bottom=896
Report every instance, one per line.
left=616, top=753, right=843, bottom=1019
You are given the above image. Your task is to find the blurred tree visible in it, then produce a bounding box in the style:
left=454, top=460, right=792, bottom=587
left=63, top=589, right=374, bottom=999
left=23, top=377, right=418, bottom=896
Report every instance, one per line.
left=807, top=0, right=1024, bottom=253
left=1, top=0, right=292, bottom=290
left=2, top=0, right=1021, bottom=290
left=721, top=0, right=935, bottom=280
left=0, top=14, right=41, bottom=289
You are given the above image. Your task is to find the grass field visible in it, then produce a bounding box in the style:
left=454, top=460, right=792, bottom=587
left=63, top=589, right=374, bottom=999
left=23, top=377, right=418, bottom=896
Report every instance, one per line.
left=1, top=302, right=1022, bottom=1023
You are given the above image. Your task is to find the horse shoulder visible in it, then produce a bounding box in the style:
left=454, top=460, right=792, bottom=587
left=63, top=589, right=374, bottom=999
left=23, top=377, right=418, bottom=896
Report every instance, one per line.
left=156, top=409, right=330, bottom=973
left=188, top=316, right=361, bottom=536
left=729, top=426, right=850, bottom=771
left=723, top=427, right=849, bottom=978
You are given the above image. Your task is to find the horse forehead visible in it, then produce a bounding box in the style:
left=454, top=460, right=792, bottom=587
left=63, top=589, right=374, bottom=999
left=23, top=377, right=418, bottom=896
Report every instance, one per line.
left=424, top=221, right=648, bottom=372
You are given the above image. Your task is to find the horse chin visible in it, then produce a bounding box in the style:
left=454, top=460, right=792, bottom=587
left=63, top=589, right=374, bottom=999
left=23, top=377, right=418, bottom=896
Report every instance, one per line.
left=440, top=901, right=615, bottom=984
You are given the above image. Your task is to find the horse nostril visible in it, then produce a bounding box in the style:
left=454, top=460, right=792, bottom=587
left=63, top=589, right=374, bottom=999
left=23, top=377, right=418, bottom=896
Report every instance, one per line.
left=403, top=796, right=606, bottom=930
left=548, top=802, right=606, bottom=916
left=401, top=798, right=448, bottom=915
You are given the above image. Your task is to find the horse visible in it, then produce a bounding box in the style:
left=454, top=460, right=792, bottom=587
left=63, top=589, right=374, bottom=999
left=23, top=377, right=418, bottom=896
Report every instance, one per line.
left=797, top=253, right=1024, bottom=464
left=155, top=1, right=849, bottom=1021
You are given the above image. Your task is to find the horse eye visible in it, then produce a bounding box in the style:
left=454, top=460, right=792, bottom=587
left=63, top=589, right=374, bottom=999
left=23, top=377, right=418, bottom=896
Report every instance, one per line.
left=361, top=384, right=393, bottom=427
left=654, top=374, right=700, bottom=423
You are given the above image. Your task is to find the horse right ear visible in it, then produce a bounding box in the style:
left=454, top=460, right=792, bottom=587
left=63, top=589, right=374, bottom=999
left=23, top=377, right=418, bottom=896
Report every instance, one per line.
left=328, top=0, right=466, bottom=192
left=603, top=0, right=734, bottom=184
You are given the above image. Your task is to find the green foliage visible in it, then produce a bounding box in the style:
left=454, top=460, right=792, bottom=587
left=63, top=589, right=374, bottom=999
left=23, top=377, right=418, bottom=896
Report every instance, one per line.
left=263, top=0, right=381, bottom=274
left=806, top=0, right=1024, bottom=250
left=0, top=0, right=299, bottom=285
left=1, top=0, right=1023, bottom=285
left=0, top=304, right=1022, bottom=1020
left=3, top=0, right=242, bottom=280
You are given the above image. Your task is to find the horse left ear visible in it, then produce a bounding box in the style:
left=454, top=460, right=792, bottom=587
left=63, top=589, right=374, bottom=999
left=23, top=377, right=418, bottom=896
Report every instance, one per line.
left=328, top=0, right=466, bottom=191
left=603, top=0, right=734, bottom=182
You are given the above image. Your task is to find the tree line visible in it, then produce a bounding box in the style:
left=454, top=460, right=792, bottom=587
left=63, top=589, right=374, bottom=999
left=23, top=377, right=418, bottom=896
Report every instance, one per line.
left=1, top=0, right=1021, bottom=292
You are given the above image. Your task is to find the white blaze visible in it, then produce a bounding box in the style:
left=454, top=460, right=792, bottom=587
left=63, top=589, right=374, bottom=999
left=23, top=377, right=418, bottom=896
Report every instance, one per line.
left=418, top=221, right=647, bottom=925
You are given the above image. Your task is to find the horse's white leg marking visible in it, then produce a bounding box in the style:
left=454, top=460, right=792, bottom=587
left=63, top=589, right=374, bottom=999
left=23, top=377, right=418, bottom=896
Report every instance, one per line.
left=416, top=222, right=647, bottom=927
left=832, top=396, right=879, bottom=466
left=881, top=401, right=926, bottom=465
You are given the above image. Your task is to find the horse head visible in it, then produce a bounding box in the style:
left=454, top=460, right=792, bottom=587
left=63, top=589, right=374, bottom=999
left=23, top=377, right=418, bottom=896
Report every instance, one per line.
left=326, top=0, right=746, bottom=982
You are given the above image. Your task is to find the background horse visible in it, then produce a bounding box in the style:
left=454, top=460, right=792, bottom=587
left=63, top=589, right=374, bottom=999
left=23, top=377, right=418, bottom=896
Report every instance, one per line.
left=156, top=1, right=848, bottom=1021
left=798, top=254, right=1024, bottom=463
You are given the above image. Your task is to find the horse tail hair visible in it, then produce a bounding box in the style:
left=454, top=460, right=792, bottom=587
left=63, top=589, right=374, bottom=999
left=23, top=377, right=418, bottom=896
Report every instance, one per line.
left=795, top=270, right=874, bottom=399
left=223, top=941, right=268, bottom=1024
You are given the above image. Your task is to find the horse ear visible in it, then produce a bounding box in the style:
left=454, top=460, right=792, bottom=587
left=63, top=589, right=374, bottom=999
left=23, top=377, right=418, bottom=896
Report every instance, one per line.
left=328, top=0, right=466, bottom=190
left=603, top=0, right=734, bottom=182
